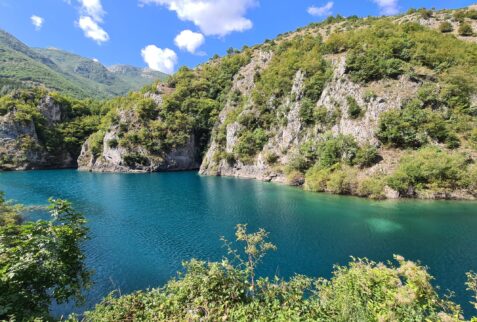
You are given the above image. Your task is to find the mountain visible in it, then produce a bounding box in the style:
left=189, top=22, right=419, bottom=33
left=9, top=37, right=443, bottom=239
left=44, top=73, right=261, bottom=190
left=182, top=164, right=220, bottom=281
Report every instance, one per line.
left=77, top=5, right=477, bottom=200
left=0, top=29, right=167, bottom=99
left=2, top=6, right=477, bottom=200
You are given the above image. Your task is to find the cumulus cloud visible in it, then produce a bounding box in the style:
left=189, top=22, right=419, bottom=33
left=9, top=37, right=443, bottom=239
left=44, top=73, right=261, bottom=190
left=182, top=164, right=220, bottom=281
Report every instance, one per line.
left=78, top=16, right=109, bottom=43
left=141, top=45, right=178, bottom=74
left=71, top=0, right=109, bottom=43
left=79, top=0, right=105, bottom=22
left=372, top=0, right=399, bottom=15
left=140, top=0, right=257, bottom=36
left=31, top=15, right=44, bottom=30
left=307, top=2, right=333, bottom=17
left=174, top=30, right=205, bottom=54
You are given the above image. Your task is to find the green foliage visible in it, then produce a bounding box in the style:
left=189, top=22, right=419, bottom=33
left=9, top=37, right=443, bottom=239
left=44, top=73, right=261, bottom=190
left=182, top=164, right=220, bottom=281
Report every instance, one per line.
left=387, top=147, right=472, bottom=196
left=439, top=21, right=454, bottom=33
left=467, top=272, right=477, bottom=311
left=234, top=128, right=269, bottom=162
left=304, top=163, right=358, bottom=194
left=299, top=98, right=316, bottom=125
left=253, top=34, right=331, bottom=109
left=0, top=198, right=91, bottom=320
left=88, top=130, right=106, bottom=157
left=326, top=21, right=477, bottom=83
left=83, top=227, right=464, bottom=321
left=377, top=101, right=459, bottom=148
left=356, top=175, right=387, bottom=199
left=355, top=143, right=379, bottom=168
left=346, top=96, right=363, bottom=119
left=316, top=134, right=359, bottom=168
left=458, top=22, right=474, bottom=36
left=0, top=192, right=22, bottom=226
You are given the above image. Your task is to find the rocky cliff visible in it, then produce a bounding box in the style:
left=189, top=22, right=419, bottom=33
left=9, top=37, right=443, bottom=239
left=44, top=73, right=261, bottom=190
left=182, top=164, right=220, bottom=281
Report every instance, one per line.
left=77, top=84, right=201, bottom=172
left=6, top=5, right=477, bottom=200
left=0, top=93, right=75, bottom=170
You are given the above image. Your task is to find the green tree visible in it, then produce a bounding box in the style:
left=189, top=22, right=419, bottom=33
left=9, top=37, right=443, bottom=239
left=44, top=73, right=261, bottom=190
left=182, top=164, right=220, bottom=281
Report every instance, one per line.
left=222, top=224, right=276, bottom=292
left=0, top=198, right=91, bottom=320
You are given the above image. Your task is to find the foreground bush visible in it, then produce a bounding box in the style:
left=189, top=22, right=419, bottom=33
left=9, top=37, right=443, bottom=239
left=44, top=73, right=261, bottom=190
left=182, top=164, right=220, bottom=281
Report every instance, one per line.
left=82, top=225, right=473, bottom=322
left=0, top=197, right=91, bottom=320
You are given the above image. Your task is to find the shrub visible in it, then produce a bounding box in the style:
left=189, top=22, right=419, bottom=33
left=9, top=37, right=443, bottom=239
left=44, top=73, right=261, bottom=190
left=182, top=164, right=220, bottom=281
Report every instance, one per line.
left=264, top=151, right=279, bottom=165
left=299, top=98, right=316, bottom=125
left=304, top=164, right=357, bottom=195
left=355, top=144, right=379, bottom=168
left=88, top=130, right=105, bottom=157
left=286, top=170, right=305, bottom=186
left=458, top=22, right=474, bottom=36
left=439, top=21, right=454, bottom=33
left=234, top=128, right=268, bottom=162
left=418, top=8, right=433, bottom=19
left=387, top=147, right=469, bottom=196
left=346, top=96, right=363, bottom=119
left=0, top=199, right=90, bottom=320
left=317, top=134, right=359, bottom=167
left=123, top=153, right=150, bottom=167
left=357, top=176, right=387, bottom=199
left=467, top=9, right=477, bottom=20
left=107, top=138, right=118, bottom=149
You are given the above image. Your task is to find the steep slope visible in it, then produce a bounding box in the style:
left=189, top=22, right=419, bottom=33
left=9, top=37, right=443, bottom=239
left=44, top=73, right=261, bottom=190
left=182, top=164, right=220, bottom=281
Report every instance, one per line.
left=44, top=6, right=477, bottom=199
left=0, top=88, right=102, bottom=170
left=78, top=52, right=252, bottom=172
left=0, top=29, right=167, bottom=99
left=199, top=9, right=477, bottom=200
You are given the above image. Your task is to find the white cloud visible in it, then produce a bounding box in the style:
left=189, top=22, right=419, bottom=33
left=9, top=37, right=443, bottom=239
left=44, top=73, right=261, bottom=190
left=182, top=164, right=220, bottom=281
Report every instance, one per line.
left=140, top=0, right=257, bottom=36
left=141, top=45, right=178, bottom=74
left=307, top=2, right=333, bottom=17
left=92, top=58, right=100, bottom=62
left=31, top=15, right=44, bottom=30
left=78, top=16, right=109, bottom=43
left=79, top=0, right=105, bottom=22
left=174, top=30, right=205, bottom=54
left=372, top=0, right=399, bottom=15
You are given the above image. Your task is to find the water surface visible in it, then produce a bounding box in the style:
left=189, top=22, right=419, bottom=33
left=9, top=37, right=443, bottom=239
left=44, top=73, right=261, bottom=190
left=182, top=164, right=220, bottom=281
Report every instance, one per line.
left=0, top=170, right=476, bottom=316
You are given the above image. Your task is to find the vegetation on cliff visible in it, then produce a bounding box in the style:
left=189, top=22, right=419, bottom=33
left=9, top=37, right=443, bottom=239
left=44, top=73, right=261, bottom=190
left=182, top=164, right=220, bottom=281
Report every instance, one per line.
left=0, top=88, right=106, bottom=169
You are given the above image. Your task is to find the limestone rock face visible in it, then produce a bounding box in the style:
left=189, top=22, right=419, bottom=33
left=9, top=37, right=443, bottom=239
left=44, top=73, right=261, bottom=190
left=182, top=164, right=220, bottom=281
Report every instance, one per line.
left=199, top=54, right=418, bottom=186
left=78, top=88, right=200, bottom=173
left=0, top=95, right=74, bottom=170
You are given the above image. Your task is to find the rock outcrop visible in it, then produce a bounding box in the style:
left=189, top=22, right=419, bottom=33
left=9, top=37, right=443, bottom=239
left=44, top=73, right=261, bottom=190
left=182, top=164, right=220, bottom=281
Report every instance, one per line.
left=77, top=85, right=200, bottom=173
left=199, top=55, right=418, bottom=183
left=0, top=94, right=74, bottom=170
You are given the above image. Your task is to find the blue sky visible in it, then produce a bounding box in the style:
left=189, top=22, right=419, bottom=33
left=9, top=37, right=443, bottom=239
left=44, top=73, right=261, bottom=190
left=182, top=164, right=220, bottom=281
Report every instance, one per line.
left=0, top=0, right=475, bottom=73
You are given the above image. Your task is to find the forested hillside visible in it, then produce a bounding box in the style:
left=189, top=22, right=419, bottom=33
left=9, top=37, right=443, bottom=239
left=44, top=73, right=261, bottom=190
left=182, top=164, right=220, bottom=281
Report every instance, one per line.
left=0, top=29, right=167, bottom=99
left=1, top=6, right=477, bottom=199
left=78, top=6, right=477, bottom=200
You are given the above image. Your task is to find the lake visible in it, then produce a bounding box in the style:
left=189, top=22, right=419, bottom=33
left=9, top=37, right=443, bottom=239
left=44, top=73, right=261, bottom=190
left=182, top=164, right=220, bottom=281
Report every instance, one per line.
left=0, top=170, right=476, bottom=317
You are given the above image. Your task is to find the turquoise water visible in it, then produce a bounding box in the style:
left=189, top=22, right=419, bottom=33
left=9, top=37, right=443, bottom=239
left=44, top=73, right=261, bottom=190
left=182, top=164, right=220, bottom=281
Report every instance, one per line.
left=1, top=170, right=477, bottom=317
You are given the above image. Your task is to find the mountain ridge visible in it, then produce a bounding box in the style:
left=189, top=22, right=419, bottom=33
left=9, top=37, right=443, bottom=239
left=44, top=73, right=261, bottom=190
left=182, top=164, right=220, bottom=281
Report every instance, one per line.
left=0, top=29, right=167, bottom=99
